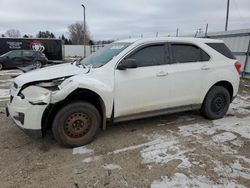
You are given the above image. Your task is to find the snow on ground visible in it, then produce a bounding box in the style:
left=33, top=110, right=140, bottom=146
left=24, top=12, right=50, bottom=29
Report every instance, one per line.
left=0, top=70, right=22, bottom=102
left=214, top=116, right=250, bottom=139
left=0, top=70, right=22, bottom=77
left=72, top=146, right=94, bottom=155
left=179, top=123, right=216, bottom=137
left=214, top=159, right=250, bottom=181
left=0, top=79, right=13, bottom=88
left=212, top=132, right=237, bottom=143
left=178, top=116, right=250, bottom=143
left=141, top=134, right=192, bottom=168
left=68, top=89, right=250, bottom=187
left=151, top=173, right=246, bottom=188
left=228, top=95, right=250, bottom=115
left=0, top=89, right=9, bottom=99
left=83, top=156, right=102, bottom=163
left=102, top=164, right=122, bottom=170
left=78, top=111, right=250, bottom=186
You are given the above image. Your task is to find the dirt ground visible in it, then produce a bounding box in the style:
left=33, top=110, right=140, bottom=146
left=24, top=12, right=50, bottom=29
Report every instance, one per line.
left=0, top=70, right=250, bottom=188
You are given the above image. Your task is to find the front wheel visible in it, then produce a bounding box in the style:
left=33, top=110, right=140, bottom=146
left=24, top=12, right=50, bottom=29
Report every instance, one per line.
left=52, top=102, right=101, bottom=148
left=201, top=86, right=231, bottom=120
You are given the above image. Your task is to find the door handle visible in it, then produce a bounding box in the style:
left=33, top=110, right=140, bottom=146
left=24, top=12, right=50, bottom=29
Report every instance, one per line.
left=201, top=66, right=211, bottom=70
left=156, top=71, right=168, bottom=77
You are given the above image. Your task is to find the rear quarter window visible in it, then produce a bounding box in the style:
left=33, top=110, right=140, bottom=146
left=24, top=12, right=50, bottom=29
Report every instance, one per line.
left=206, top=43, right=236, bottom=60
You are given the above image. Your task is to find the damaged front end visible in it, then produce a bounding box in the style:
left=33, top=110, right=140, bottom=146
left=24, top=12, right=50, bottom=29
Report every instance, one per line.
left=19, top=77, right=67, bottom=105
left=7, top=77, right=71, bottom=137
left=7, top=63, right=90, bottom=137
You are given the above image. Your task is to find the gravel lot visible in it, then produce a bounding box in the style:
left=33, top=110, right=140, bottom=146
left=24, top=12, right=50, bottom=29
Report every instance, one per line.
left=0, top=69, right=250, bottom=188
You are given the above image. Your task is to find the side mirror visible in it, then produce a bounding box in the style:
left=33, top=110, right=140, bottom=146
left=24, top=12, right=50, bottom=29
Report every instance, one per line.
left=117, top=58, right=138, bottom=70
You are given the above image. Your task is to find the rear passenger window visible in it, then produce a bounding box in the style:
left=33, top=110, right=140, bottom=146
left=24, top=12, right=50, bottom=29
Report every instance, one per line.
left=22, top=51, right=34, bottom=57
left=206, top=43, right=236, bottom=60
left=129, top=45, right=165, bottom=67
left=171, top=44, right=210, bottom=63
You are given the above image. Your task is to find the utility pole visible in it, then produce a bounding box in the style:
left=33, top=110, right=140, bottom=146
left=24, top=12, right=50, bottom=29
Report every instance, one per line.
left=225, top=0, right=230, bottom=31
left=205, top=24, right=209, bottom=38
left=81, top=4, right=86, bottom=58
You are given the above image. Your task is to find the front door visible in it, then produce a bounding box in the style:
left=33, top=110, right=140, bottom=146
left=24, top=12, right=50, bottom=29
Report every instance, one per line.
left=7, top=51, right=23, bottom=67
left=114, top=43, right=171, bottom=118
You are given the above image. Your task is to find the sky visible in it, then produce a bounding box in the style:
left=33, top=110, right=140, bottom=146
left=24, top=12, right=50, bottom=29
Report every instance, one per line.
left=0, top=0, right=250, bottom=40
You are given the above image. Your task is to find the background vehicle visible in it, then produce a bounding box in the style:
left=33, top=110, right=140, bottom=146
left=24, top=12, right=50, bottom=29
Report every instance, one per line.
left=7, top=37, right=240, bottom=147
left=0, top=50, right=48, bottom=70
left=0, top=37, right=64, bottom=62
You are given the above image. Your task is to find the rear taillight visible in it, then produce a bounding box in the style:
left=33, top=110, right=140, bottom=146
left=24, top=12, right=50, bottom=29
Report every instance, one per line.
left=234, top=61, right=241, bottom=74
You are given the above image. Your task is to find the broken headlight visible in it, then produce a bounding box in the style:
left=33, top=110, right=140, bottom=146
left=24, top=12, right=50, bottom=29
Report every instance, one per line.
left=21, top=86, right=51, bottom=104
left=19, top=77, right=69, bottom=104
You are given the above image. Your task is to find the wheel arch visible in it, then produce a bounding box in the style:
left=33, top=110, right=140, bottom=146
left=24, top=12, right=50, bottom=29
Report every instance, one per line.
left=42, top=88, right=108, bottom=136
left=213, top=81, right=234, bottom=101
left=202, top=80, right=234, bottom=105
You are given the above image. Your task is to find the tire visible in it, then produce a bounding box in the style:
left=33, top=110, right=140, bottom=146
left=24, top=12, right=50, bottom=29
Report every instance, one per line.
left=33, top=61, right=42, bottom=69
left=0, top=63, right=3, bottom=71
left=52, top=101, right=101, bottom=148
left=201, top=86, right=231, bottom=120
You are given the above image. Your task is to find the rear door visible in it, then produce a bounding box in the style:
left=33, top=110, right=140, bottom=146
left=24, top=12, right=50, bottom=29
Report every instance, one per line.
left=114, top=43, right=171, bottom=118
left=22, top=51, right=35, bottom=66
left=168, top=43, right=211, bottom=107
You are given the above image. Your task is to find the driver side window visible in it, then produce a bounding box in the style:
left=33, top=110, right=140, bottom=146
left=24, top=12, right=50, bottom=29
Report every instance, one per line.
left=128, top=45, right=165, bottom=67
left=8, top=51, right=22, bottom=58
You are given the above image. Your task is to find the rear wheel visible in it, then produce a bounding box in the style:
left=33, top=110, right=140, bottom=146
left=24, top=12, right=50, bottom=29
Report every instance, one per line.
left=0, top=63, right=3, bottom=70
left=33, top=61, right=42, bottom=69
left=52, top=101, right=101, bottom=148
left=201, top=86, right=231, bottom=120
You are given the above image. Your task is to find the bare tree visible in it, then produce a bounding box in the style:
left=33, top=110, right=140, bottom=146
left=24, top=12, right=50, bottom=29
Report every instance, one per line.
left=5, top=29, right=21, bottom=38
left=37, top=31, right=55, bottom=38
left=68, top=22, right=91, bottom=45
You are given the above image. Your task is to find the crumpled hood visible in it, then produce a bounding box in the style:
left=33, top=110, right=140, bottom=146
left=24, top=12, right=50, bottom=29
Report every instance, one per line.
left=15, top=63, right=88, bottom=87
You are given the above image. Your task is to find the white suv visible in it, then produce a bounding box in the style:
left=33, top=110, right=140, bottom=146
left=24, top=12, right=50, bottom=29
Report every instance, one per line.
left=6, top=37, right=241, bottom=147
